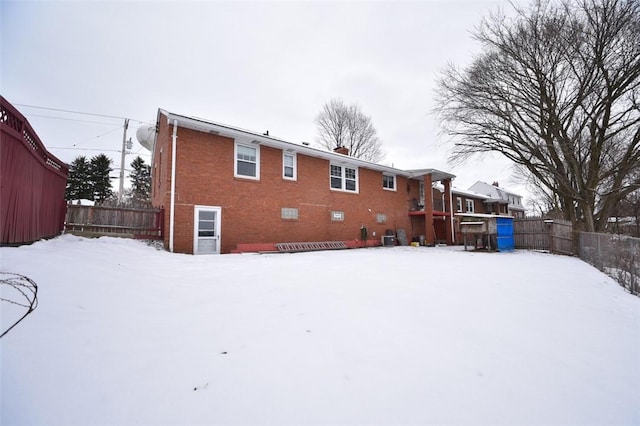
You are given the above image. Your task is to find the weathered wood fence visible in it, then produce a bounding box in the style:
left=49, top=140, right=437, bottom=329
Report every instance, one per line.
left=513, top=218, right=574, bottom=255
left=65, top=205, right=164, bottom=239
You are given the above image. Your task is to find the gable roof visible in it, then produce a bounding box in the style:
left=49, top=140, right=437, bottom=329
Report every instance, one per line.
left=158, top=109, right=455, bottom=180
left=468, top=180, right=525, bottom=210
left=432, top=183, right=490, bottom=199
left=469, top=181, right=521, bottom=199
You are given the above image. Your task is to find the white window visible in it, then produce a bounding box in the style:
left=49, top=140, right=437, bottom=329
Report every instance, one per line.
left=283, top=152, right=296, bottom=180
left=376, top=213, right=387, bottom=223
left=331, top=211, right=344, bottom=221
left=466, top=199, right=475, bottom=213
left=330, top=164, right=358, bottom=192
left=281, top=207, right=298, bottom=220
left=235, top=142, right=260, bottom=179
left=382, top=174, right=396, bottom=191
left=456, top=197, right=463, bottom=212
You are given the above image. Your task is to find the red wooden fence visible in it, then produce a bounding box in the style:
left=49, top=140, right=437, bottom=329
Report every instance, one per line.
left=1, top=96, right=69, bottom=245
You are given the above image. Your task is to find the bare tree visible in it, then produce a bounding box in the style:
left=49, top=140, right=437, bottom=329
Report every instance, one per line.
left=315, top=98, right=385, bottom=162
left=435, top=0, right=640, bottom=232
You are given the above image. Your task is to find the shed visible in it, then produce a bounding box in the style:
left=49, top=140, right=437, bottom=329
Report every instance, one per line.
left=457, top=213, right=514, bottom=252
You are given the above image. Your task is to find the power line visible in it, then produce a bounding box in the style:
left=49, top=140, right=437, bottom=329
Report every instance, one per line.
left=48, top=147, right=123, bottom=153
left=70, top=126, right=124, bottom=146
left=14, top=103, right=145, bottom=123
left=24, top=113, right=124, bottom=126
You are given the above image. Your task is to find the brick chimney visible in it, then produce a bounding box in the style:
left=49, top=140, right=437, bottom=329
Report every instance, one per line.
left=334, top=146, right=349, bottom=155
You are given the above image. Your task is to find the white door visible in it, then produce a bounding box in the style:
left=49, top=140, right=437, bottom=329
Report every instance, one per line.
left=194, top=206, right=221, bottom=254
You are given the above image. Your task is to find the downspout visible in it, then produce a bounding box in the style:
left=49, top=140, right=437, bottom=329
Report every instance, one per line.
left=169, top=119, right=178, bottom=252
left=449, top=184, right=455, bottom=244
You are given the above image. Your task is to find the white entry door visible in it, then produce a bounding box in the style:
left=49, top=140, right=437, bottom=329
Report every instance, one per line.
left=194, top=206, right=221, bottom=254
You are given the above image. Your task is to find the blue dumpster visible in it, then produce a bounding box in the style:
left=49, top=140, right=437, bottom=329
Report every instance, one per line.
left=496, top=217, right=514, bottom=252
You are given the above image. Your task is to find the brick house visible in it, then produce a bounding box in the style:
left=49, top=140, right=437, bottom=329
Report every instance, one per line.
left=150, top=109, right=456, bottom=254
left=435, top=184, right=489, bottom=243
left=433, top=182, right=526, bottom=243
left=468, top=181, right=526, bottom=218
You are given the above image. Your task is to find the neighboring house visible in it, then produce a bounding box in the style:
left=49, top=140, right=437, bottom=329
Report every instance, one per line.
left=150, top=109, right=456, bottom=254
left=434, top=184, right=492, bottom=243
left=1, top=96, right=69, bottom=245
left=468, top=181, right=526, bottom=218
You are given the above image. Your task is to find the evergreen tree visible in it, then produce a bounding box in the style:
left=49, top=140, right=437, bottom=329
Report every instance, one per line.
left=90, top=154, right=113, bottom=203
left=65, top=156, right=93, bottom=201
left=128, top=156, right=151, bottom=201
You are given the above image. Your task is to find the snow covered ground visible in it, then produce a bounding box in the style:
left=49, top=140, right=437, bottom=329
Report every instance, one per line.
left=1, top=235, right=639, bottom=425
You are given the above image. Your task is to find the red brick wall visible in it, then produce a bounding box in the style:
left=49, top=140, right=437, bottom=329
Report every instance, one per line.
left=153, top=114, right=418, bottom=254
left=453, top=194, right=487, bottom=215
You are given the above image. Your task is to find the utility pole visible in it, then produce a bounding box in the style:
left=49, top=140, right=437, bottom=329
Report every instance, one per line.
left=118, top=118, right=129, bottom=202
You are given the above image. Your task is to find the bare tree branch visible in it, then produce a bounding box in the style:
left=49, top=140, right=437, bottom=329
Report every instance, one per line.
left=315, top=98, right=385, bottom=162
left=435, top=0, right=640, bottom=232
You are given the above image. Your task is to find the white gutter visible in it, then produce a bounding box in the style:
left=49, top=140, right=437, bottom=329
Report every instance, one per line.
left=158, top=110, right=456, bottom=180
left=169, top=119, right=178, bottom=252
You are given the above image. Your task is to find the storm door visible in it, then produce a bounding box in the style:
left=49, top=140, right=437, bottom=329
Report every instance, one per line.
left=193, top=206, right=221, bottom=254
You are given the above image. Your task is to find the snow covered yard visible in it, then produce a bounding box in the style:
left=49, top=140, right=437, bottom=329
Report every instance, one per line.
left=1, top=235, right=639, bottom=425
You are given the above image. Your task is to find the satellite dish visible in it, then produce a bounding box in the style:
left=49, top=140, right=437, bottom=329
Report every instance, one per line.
left=136, top=122, right=156, bottom=151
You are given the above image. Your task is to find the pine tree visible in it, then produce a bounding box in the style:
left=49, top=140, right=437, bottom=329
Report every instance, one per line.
left=128, top=156, right=151, bottom=201
left=90, top=154, right=113, bottom=203
left=65, top=156, right=93, bottom=201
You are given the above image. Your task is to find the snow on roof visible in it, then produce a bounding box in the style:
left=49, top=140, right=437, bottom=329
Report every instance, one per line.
left=432, top=183, right=490, bottom=199
left=405, top=169, right=456, bottom=182
left=469, top=181, right=521, bottom=198
left=158, top=109, right=455, bottom=180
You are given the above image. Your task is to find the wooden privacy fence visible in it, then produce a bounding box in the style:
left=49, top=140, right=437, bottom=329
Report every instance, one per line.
left=65, top=205, right=164, bottom=239
left=1, top=96, right=69, bottom=245
left=513, top=218, right=574, bottom=254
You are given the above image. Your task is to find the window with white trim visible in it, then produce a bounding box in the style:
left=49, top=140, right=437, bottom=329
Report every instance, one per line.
left=235, top=142, right=260, bottom=179
left=382, top=174, right=396, bottom=191
left=466, top=199, right=475, bottom=213
left=283, top=152, right=296, bottom=180
left=281, top=207, right=299, bottom=220
left=376, top=213, right=387, bottom=223
left=456, top=197, right=463, bottom=212
left=330, top=164, right=358, bottom=192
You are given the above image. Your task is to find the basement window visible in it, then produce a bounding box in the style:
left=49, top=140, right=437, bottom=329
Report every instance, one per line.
left=281, top=207, right=299, bottom=220
left=331, top=211, right=344, bottom=222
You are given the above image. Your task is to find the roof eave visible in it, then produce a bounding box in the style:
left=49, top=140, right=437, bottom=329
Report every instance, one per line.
left=158, top=109, right=418, bottom=177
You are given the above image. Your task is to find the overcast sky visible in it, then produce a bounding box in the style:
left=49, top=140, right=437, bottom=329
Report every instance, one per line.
left=2, top=0, right=529, bottom=202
